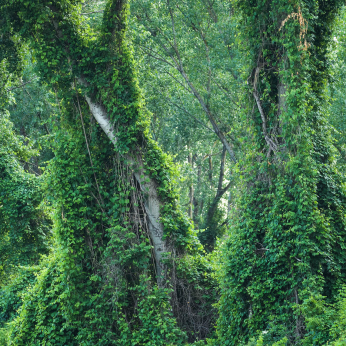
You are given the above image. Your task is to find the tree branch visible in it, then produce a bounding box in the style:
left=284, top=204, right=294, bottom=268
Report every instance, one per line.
left=81, top=10, right=104, bottom=15
left=6, top=77, right=39, bottom=92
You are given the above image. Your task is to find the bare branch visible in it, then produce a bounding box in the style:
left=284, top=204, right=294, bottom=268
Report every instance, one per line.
left=156, top=89, right=215, bottom=133
left=81, top=10, right=104, bottom=15
left=6, top=77, right=39, bottom=92
left=210, top=74, right=241, bottom=109
left=137, top=44, right=176, bottom=69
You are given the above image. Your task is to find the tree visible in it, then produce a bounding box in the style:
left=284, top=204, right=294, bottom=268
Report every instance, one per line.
left=216, top=1, right=346, bottom=345
left=130, top=0, right=243, bottom=247
left=2, top=0, right=346, bottom=345
left=1, top=0, right=216, bottom=343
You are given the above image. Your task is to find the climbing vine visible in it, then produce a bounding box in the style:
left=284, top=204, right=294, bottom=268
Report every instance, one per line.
left=216, top=1, right=346, bottom=345
left=1, top=0, right=216, bottom=344
left=0, top=54, right=49, bottom=286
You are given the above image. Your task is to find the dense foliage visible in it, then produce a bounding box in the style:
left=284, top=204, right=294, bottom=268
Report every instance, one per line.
left=215, top=1, right=346, bottom=345
left=0, top=0, right=346, bottom=345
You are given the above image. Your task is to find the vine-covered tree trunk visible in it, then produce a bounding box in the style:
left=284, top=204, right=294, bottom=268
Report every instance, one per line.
left=1, top=0, right=217, bottom=344
left=49, top=0, right=179, bottom=287
left=216, top=1, right=346, bottom=345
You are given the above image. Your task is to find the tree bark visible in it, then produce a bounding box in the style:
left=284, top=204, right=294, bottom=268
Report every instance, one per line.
left=80, top=79, right=168, bottom=286
left=203, top=145, right=231, bottom=242
left=188, top=153, right=194, bottom=219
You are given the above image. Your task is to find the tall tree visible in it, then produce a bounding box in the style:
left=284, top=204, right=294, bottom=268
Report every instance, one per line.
left=216, top=1, right=346, bottom=345
left=130, top=0, right=241, bottom=246
left=1, top=0, right=216, bottom=343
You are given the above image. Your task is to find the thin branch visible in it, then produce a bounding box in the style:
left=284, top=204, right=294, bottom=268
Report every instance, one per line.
left=6, top=77, right=39, bottom=92
left=177, top=0, right=239, bottom=81
left=137, top=1, right=237, bottom=161
left=217, top=145, right=227, bottom=196
left=161, top=69, right=192, bottom=94
left=167, top=0, right=178, bottom=51
left=170, top=3, right=240, bottom=110
left=137, top=11, right=180, bottom=67
left=197, top=27, right=212, bottom=108
left=178, top=65, right=237, bottom=162
left=78, top=166, right=106, bottom=214
left=157, top=89, right=214, bottom=133
left=210, top=74, right=241, bottom=109
left=204, top=0, right=239, bottom=81
left=20, top=160, right=40, bottom=176
left=81, top=10, right=104, bottom=15
left=138, top=44, right=176, bottom=69
left=163, top=4, right=237, bottom=162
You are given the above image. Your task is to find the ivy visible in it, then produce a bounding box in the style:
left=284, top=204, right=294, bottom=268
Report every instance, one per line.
left=1, top=0, right=215, bottom=344
left=215, top=1, right=346, bottom=345
left=0, top=111, right=49, bottom=285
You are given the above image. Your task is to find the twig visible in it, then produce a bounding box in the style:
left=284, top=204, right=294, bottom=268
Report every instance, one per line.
left=156, top=89, right=214, bottom=133
left=81, top=10, right=104, bottom=15
left=210, top=74, right=241, bottom=109
left=6, top=77, right=39, bottom=92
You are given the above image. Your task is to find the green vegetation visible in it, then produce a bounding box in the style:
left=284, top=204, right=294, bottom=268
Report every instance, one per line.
left=0, top=0, right=346, bottom=345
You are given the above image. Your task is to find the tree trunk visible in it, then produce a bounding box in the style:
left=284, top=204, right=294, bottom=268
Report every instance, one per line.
left=202, top=145, right=231, bottom=249
left=81, top=79, right=169, bottom=285
left=217, top=2, right=346, bottom=344
left=188, top=153, right=194, bottom=220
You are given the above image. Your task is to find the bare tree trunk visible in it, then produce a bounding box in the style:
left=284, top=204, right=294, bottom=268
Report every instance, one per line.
left=193, top=163, right=202, bottom=226
left=189, top=186, right=194, bottom=219
left=208, top=155, right=213, bottom=186
left=188, top=153, right=194, bottom=219
left=227, top=172, right=232, bottom=219
left=203, top=145, right=231, bottom=244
